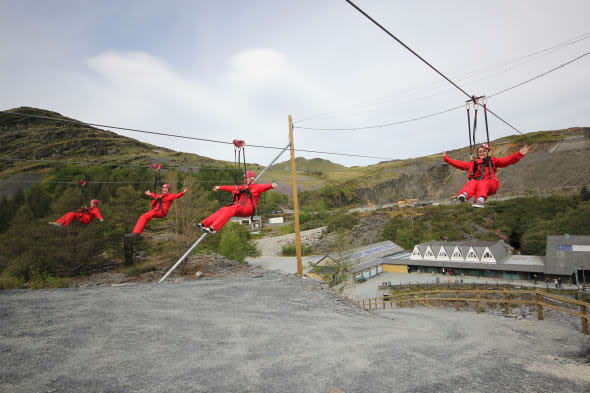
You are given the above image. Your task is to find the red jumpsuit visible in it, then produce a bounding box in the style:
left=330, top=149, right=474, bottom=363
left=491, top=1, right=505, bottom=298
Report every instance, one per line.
left=444, top=151, right=524, bottom=201
left=201, top=183, right=273, bottom=231
left=56, top=206, right=103, bottom=227
left=132, top=191, right=185, bottom=234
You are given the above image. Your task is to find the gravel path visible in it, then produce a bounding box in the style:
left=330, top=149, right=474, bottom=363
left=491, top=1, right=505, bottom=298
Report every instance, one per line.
left=1, top=272, right=589, bottom=393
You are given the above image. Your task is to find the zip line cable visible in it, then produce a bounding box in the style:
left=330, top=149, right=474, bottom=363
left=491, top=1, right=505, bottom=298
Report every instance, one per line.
left=342, top=0, right=522, bottom=133
left=294, top=48, right=590, bottom=132
left=293, top=31, right=590, bottom=125
left=0, top=111, right=392, bottom=160
left=487, top=50, right=590, bottom=98
left=344, top=0, right=470, bottom=98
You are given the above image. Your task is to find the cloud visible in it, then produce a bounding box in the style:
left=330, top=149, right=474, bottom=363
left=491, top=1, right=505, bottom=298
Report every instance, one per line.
left=228, top=49, right=287, bottom=83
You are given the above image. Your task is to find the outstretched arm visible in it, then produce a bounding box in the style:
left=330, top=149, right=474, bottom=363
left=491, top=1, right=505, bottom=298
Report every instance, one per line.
left=93, top=208, right=104, bottom=221
left=145, top=190, right=157, bottom=198
left=215, top=185, right=240, bottom=192
left=253, top=183, right=278, bottom=193
left=442, top=152, right=471, bottom=171
left=494, top=145, right=531, bottom=168
left=165, top=189, right=189, bottom=201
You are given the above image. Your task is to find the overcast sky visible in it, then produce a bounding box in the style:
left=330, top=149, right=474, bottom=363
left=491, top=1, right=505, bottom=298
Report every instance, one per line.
left=1, top=0, right=589, bottom=167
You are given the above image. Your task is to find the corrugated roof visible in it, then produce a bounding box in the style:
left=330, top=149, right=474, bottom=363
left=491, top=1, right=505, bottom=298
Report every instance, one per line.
left=545, top=235, right=590, bottom=275
left=378, top=256, right=544, bottom=273
left=342, top=241, right=404, bottom=265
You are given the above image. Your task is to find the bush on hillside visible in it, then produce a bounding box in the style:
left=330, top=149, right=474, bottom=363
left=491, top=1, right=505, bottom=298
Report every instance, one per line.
left=218, top=222, right=259, bottom=263
left=281, top=242, right=313, bottom=256
left=326, top=213, right=359, bottom=233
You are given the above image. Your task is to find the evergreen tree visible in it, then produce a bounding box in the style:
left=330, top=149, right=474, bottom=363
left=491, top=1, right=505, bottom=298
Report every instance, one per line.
left=25, top=184, right=52, bottom=218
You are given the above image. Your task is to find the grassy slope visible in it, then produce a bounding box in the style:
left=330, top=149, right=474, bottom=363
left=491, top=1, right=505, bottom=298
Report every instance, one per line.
left=1, top=107, right=588, bottom=194
left=0, top=107, right=263, bottom=177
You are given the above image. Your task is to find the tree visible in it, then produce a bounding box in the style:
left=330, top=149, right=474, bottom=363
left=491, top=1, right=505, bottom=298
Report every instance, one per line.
left=218, top=222, right=258, bottom=263
left=108, top=186, right=146, bottom=265
left=581, top=186, right=590, bottom=202
left=0, top=195, right=11, bottom=232
left=25, top=184, right=52, bottom=218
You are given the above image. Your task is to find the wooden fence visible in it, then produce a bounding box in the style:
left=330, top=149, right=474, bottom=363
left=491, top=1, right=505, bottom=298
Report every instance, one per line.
left=357, top=289, right=589, bottom=336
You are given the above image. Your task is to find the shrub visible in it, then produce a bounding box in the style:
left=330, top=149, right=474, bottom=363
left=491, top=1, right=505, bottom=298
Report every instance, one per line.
left=281, top=242, right=313, bottom=256
left=326, top=213, right=359, bottom=233
left=218, top=222, right=259, bottom=263
left=0, top=271, right=25, bottom=290
left=125, top=263, right=157, bottom=277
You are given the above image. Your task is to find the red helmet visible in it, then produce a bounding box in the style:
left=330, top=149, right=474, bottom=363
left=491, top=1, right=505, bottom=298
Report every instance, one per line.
left=479, top=143, right=491, bottom=151
left=243, top=171, right=256, bottom=179
left=162, top=184, right=172, bottom=190
left=90, top=199, right=100, bottom=205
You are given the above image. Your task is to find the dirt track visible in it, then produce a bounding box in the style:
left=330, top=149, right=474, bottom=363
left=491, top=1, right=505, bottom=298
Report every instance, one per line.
left=1, top=271, right=589, bottom=393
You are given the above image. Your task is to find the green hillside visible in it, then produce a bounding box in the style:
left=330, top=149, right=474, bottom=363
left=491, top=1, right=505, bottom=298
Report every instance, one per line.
left=0, top=107, right=241, bottom=169
left=270, top=157, right=346, bottom=173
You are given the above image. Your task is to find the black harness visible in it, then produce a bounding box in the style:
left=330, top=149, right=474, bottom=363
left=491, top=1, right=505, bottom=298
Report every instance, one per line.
left=79, top=179, right=88, bottom=214
left=153, top=196, right=165, bottom=214
left=468, top=157, right=494, bottom=180
left=230, top=187, right=256, bottom=221
left=150, top=164, right=164, bottom=214
left=466, top=96, right=494, bottom=181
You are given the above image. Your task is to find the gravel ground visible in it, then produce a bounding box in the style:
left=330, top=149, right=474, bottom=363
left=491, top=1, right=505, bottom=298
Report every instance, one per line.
left=1, top=271, right=589, bottom=393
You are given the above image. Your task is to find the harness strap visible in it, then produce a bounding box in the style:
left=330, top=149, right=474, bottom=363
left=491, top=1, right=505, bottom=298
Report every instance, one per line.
left=154, top=196, right=164, bottom=214
left=469, top=157, right=494, bottom=181
left=466, top=103, right=472, bottom=159
left=228, top=188, right=256, bottom=220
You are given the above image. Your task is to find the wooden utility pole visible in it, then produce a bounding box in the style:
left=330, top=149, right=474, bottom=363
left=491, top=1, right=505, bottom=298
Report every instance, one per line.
left=288, top=115, right=303, bottom=276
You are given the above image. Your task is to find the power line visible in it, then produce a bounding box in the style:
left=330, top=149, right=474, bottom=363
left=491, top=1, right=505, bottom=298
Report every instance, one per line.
left=0, top=157, right=271, bottom=172
left=488, top=50, right=590, bottom=98
left=294, top=49, right=590, bottom=132
left=293, top=30, right=590, bottom=126
left=295, top=105, right=463, bottom=131
left=0, top=157, right=237, bottom=171
left=0, top=179, right=323, bottom=185
left=0, top=111, right=393, bottom=160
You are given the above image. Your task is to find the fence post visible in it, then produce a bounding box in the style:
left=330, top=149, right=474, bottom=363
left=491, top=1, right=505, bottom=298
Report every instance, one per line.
left=383, top=298, right=386, bottom=310
left=581, top=305, right=588, bottom=336
left=504, top=290, right=509, bottom=314
left=476, top=289, right=481, bottom=314
left=455, top=290, right=460, bottom=311
left=437, top=290, right=441, bottom=308
left=410, top=295, right=414, bottom=308
left=536, top=292, right=544, bottom=320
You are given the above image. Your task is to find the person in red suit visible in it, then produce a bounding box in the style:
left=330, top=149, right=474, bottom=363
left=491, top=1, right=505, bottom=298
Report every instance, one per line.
left=443, top=143, right=532, bottom=208
left=49, top=199, right=104, bottom=227
left=198, top=171, right=277, bottom=233
left=125, top=184, right=188, bottom=238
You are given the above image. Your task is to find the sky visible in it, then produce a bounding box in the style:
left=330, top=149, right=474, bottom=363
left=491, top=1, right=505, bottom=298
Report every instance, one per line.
left=1, top=0, right=589, bottom=167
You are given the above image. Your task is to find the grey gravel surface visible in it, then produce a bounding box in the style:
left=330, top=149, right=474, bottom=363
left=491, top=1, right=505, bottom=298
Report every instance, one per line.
left=1, top=271, right=589, bottom=393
